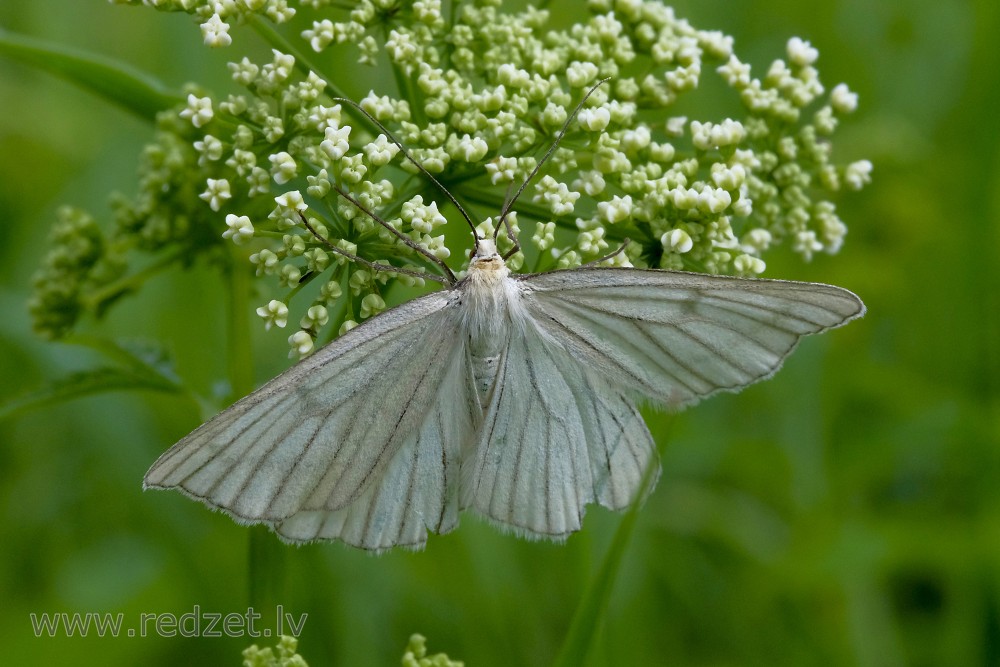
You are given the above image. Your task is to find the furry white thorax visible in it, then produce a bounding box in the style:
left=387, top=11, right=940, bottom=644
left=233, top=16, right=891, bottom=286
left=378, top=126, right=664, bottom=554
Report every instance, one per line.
left=463, top=239, right=527, bottom=393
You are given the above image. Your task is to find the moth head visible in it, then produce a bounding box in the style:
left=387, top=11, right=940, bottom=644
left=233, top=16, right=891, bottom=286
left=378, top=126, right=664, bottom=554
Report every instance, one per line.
left=469, top=238, right=504, bottom=271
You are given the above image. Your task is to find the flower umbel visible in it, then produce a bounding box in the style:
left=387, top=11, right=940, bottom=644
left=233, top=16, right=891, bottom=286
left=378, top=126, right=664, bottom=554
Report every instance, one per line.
left=401, top=633, right=463, bottom=667
left=242, top=635, right=308, bottom=667
left=37, top=1, right=870, bottom=349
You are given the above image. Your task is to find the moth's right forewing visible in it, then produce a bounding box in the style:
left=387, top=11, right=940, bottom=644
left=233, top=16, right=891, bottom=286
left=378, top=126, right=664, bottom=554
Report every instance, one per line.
left=276, top=338, right=478, bottom=548
left=520, top=268, right=864, bottom=409
left=144, top=290, right=471, bottom=546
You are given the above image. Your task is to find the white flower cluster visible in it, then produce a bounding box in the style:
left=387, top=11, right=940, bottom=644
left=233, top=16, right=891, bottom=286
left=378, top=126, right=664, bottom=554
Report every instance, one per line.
left=140, top=0, right=869, bottom=353
left=112, top=0, right=297, bottom=48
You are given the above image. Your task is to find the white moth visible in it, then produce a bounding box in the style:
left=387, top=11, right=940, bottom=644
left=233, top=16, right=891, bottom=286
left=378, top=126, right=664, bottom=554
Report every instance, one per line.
left=145, top=86, right=865, bottom=550
left=145, top=235, right=864, bottom=550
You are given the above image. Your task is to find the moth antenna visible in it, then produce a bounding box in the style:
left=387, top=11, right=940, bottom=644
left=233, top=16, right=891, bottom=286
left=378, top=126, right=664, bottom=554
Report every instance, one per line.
left=298, top=211, right=449, bottom=285
left=582, top=237, right=631, bottom=268
left=495, top=77, right=612, bottom=260
left=498, top=181, right=516, bottom=224
left=493, top=181, right=520, bottom=260
left=326, top=182, right=457, bottom=284
left=494, top=182, right=521, bottom=260
left=333, top=96, right=481, bottom=255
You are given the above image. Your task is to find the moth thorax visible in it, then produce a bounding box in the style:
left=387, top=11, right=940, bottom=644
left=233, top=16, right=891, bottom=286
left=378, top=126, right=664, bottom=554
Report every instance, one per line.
left=464, top=258, right=519, bottom=344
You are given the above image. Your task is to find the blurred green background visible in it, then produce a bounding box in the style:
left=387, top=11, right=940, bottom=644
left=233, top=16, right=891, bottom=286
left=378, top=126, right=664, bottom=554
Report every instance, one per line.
left=1, top=1, right=997, bottom=665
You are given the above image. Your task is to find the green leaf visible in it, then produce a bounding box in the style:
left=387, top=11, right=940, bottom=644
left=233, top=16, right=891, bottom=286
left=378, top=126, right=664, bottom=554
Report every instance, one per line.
left=0, top=336, right=195, bottom=422
left=0, top=366, right=181, bottom=422
left=0, top=27, right=182, bottom=121
left=65, top=335, right=182, bottom=384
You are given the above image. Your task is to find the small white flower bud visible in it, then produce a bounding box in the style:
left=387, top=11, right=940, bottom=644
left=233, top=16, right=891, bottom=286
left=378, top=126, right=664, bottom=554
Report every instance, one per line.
left=274, top=190, right=307, bottom=212
left=200, top=14, right=232, bottom=48
left=597, top=195, right=633, bottom=224
left=485, top=156, right=517, bottom=184
left=578, top=107, right=611, bottom=132
left=250, top=249, right=279, bottom=276
left=742, top=228, right=772, bottom=252
left=320, top=125, right=352, bottom=161
left=222, top=214, right=254, bottom=245
left=256, top=299, right=289, bottom=330
left=278, top=264, right=302, bottom=288
left=787, top=37, right=819, bottom=67
left=303, top=19, right=335, bottom=52
left=661, top=228, right=694, bottom=253
left=733, top=254, right=765, bottom=275
left=360, top=294, right=386, bottom=319
left=830, top=83, right=858, bottom=114
left=288, top=331, right=314, bottom=358
left=300, top=305, right=329, bottom=330
left=363, top=134, right=400, bottom=166
left=199, top=178, right=232, bottom=211
left=180, top=94, right=214, bottom=128
left=320, top=280, right=343, bottom=303
left=844, top=160, right=873, bottom=190
left=532, top=221, right=556, bottom=251
left=566, top=61, right=600, bottom=88
left=268, top=152, right=297, bottom=184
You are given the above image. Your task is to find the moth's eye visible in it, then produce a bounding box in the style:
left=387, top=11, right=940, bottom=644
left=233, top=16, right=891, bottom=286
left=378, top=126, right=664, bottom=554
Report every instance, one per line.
left=469, top=247, right=477, bottom=260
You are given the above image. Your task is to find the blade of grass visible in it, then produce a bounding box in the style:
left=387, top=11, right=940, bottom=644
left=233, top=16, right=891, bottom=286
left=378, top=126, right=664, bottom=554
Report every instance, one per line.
left=226, top=246, right=256, bottom=405
left=226, top=245, right=287, bottom=625
left=552, top=433, right=669, bottom=667
left=0, top=27, right=181, bottom=121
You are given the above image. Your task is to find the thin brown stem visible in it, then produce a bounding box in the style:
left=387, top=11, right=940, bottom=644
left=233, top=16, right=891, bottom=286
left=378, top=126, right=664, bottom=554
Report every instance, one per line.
left=328, top=182, right=456, bottom=284
left=332, top=97, right=481, bottom=250
left=497, top=78, right=612, bottom=248
left=298, top=212, right=448, bottom=285
left=582, top=238, right=631, bottom=268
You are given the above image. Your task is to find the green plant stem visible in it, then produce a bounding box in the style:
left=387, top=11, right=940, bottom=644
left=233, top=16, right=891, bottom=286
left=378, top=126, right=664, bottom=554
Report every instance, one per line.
left=82, top=248, right=188, bottom=311
left=226, top=246, right=286, bottom=625
left=244, top=15, right=379, bottom=135
left=227, top=248, right=255, bottom=402
left=0, top=27, right=181, bottom=120
left=247, top=14, right=329, bottom=87
left=248, top=17, right=354, bottom=110
left=316, top=267, right=350, bottom=347
left=248, top=525, right=286, bottom=629
left=552, top=448, right=664, bottom=667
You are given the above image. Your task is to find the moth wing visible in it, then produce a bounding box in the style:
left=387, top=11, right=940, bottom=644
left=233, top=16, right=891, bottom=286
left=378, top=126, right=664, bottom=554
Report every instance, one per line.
left=463, top=267, right=864, bottom=539
left=145, top=290, right=476, bottom=549
left=463, top=321, right=657, bottom=539
left=519, top=268, right=865, bottom=409
left=276, top=344, right=479, bottom=549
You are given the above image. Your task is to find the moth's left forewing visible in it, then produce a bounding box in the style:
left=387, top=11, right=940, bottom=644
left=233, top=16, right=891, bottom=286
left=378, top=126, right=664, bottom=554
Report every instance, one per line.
left=518, top=267, right=864, bottom=409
